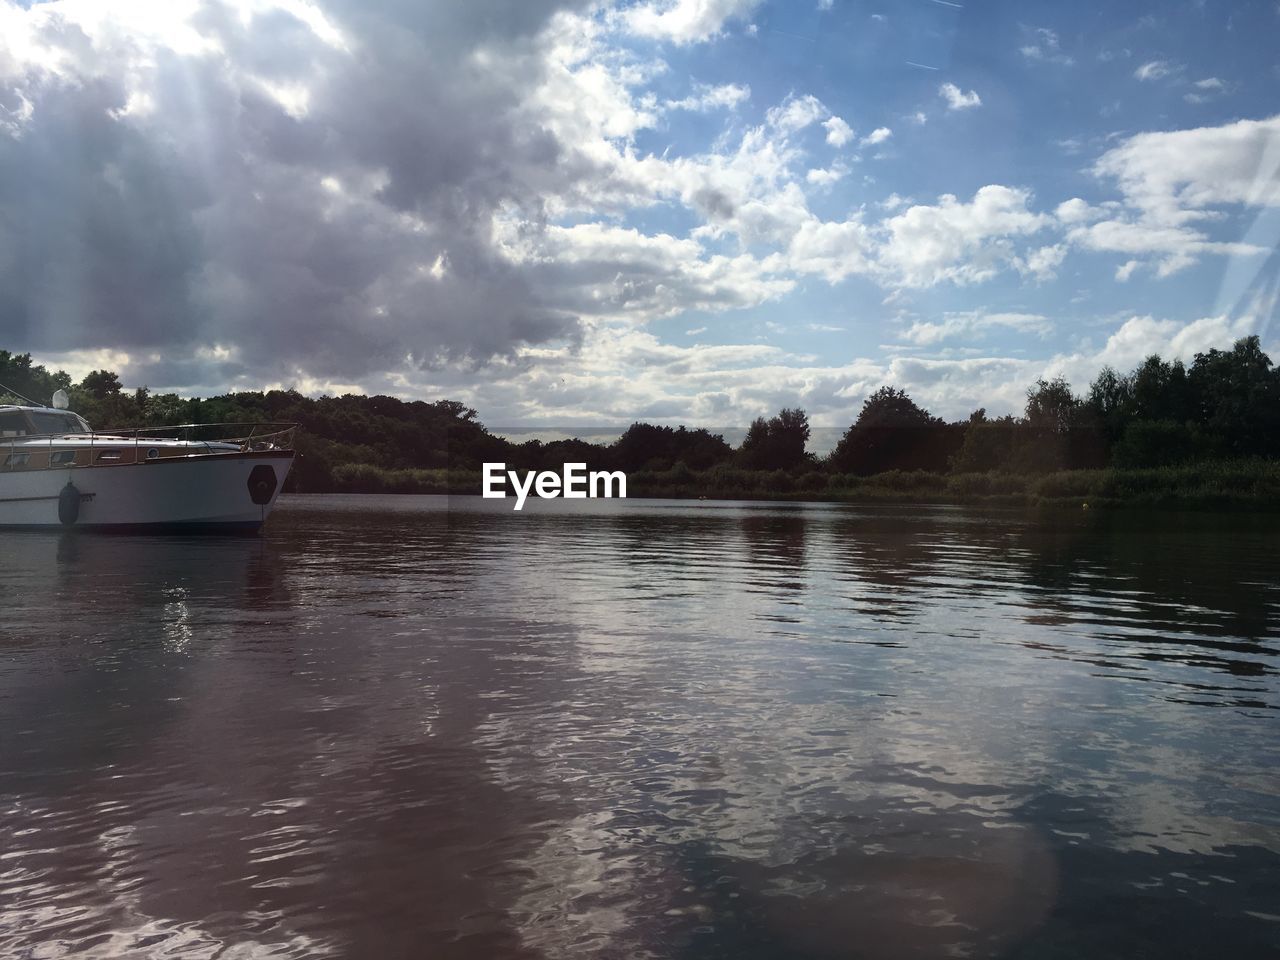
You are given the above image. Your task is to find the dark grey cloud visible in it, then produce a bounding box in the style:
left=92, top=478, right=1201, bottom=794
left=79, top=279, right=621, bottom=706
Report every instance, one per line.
left=0, top=0, right=592, bottom=385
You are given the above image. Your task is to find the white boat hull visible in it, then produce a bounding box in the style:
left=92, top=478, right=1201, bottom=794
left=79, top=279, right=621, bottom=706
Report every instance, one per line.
left=0, top=452, right=294, bottom=532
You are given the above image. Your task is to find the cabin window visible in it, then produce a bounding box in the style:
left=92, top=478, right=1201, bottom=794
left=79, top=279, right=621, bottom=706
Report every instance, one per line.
left=96, top=450, right=124, bottom=462
left=27, top=411, right=89, bottom=436
left=0, top=412, right=28, bottom=437
left=5, top=453, right=30, bottom=467
left=50, top=450, right=77, bottom=465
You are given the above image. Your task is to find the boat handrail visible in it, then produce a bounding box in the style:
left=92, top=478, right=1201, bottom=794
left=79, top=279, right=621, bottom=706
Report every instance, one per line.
left=4, top=422, right=298, bottom=471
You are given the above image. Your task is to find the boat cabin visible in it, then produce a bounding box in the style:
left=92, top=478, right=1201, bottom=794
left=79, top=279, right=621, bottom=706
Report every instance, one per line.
left=0, top=406, right=91, bottom=438
left=0, top=404, right=286, bottom=471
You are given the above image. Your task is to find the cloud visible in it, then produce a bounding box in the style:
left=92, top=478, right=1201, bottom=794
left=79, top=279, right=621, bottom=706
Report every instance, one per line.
left=1019, top=27, right=1074, bottom=66
left=666, top=82, right=750, bottom=111
left=900, top=311, right=1053, bottom=346
left=805, top=162, right=849, bottom=187
left=1095, top=114, right=1280, bottom=215
left=939, top=82, right=981, bottom=110
left=0, top=0, right=621, bottom=384
left=860, top=126, right=892, bottom=147
left=1063, top=114, right=1280, bottom=276
left=1134, top=60, right=1177, bottom=81
left=450, top=306, right=1270, bottom=432
left=1055, top=198, right=1107, bottom=224
left=1184, top=76, right=1228, bottom=104
left=877, top=186, right=1050, bottom=287
left=822, top=115, right=854, bottom=146
left=1045, top=313, right=1259, bottom=386
left=879, top=313, right=1263, bottom=423
left=785, top=216, right=876, bottom=282
left=6, top=0, right=1271, bottom=432
left=767, top=94, right=827, bottom=133
left=3, top=2, right=839, bottom=392
left=498, top=221, right=795, bottom=320
left=623, top=0, right=763, bottom=45
left=1016, top=243, right=1068, bottom=280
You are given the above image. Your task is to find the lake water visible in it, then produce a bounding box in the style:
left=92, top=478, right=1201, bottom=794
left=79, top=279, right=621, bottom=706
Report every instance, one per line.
left=2, top=495, right=1278, bottom=959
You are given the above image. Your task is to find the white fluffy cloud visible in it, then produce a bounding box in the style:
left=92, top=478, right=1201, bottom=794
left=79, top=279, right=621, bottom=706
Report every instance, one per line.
left=805, top=162, right=849, bottom=187
left=785, top=216, right=876, bottom=282
left=767, top=94, right=827, bottom=133
left=822, top=115, right=854, bottom=146
left=1065, top=114, right=1280, bottom=276
left=622, top=0, right=762, bottom=44
left=939, top=82, right=981, bottom=110
left=877, top=186, right=1050, bottom=287
left=1015, top=243, right=1068, bottom=280
left=1093, top=114, right=1280, bottom=219
left=860, top=126, right=892, bottom=147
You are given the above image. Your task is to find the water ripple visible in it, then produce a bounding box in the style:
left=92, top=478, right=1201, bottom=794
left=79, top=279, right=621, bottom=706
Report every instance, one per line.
left=1, top=497, right=1278, bottom=958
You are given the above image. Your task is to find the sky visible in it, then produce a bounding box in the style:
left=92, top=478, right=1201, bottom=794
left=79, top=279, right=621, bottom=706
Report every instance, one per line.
left=0, top=0, right=1277, bottom=433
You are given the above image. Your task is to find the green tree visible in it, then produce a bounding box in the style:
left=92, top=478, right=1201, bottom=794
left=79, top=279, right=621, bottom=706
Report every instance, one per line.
left=80, top=369, right=124, bottom=399
left=0, top=350, right=71, bottom=405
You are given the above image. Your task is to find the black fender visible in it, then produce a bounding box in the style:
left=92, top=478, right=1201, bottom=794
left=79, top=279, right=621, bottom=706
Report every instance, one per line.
left=58, top=481, right=81, bottom=525
left=247, top=464, right=278, bottom=505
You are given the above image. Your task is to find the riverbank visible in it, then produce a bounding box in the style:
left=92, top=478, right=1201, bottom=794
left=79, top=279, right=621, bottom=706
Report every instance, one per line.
left=314, top=459, right=1280, bottom=511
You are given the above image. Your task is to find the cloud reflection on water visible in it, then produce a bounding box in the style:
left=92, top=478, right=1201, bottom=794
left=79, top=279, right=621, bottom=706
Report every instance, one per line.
left=0, top=498, right=1277, bottom=958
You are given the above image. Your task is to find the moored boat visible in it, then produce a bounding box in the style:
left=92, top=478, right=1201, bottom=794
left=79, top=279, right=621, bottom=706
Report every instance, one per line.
left=0, top=401, right=296, bottom=532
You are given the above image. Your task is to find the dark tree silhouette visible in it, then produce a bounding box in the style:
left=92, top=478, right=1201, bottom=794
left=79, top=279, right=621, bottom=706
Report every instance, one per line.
left=1188, top=336, right=1280, bottom=458
left=829, top=387, right=960, bottom=474
left=612, top=422, right=732, bottom=472
left=950, top=411, right=1020, bottom=473
left=2, top=335, right=1277, bottom=494
left=738, top=407, right=810, bottom=470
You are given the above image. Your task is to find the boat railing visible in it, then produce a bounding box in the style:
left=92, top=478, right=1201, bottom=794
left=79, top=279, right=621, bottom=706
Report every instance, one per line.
left=4, top=422, right=298, bottom=471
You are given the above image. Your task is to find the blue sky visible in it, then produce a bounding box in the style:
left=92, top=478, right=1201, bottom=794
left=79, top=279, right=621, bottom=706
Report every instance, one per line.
left=625, top=0, right=1278, bottom=365
left=1, top=0, right=1277, bottom=430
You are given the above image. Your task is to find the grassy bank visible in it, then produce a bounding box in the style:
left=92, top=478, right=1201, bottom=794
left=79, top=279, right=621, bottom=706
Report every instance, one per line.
left=319, top=459, right=1280, bottom=511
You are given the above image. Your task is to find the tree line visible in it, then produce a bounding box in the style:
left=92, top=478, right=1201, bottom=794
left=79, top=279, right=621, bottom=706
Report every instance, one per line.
left=2, top=335, right=1278, bottom=495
